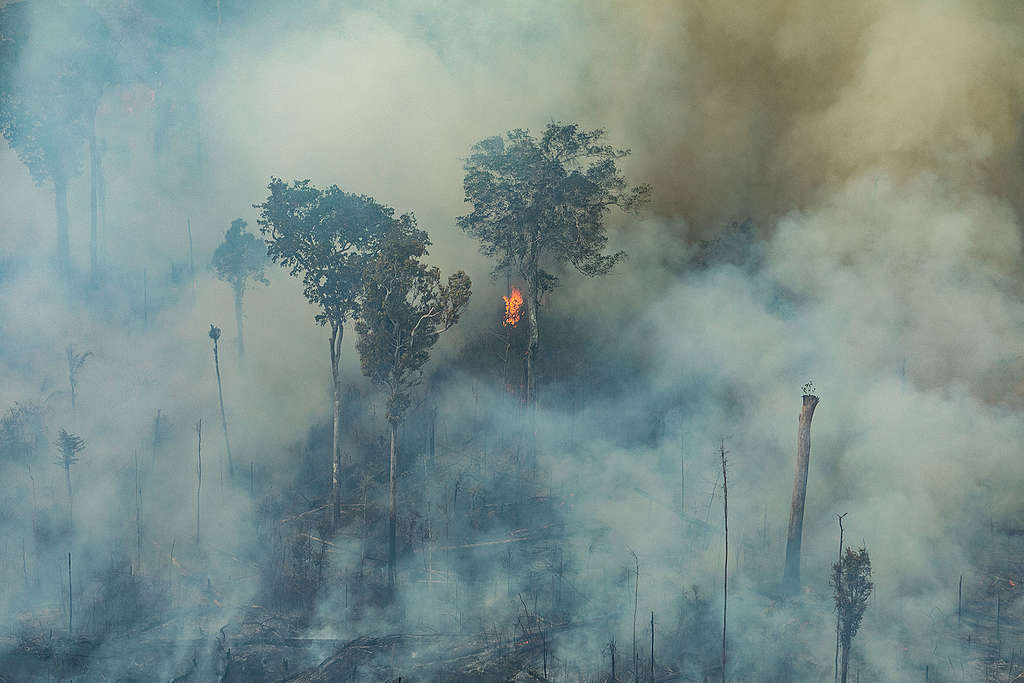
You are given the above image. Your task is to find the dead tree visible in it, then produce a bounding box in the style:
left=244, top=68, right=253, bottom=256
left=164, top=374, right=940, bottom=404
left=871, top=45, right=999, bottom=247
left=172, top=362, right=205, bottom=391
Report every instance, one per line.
left=783, top=383, right=820, bottom=593
left=721, top=440, right=729, bottom=682
left=195, top=419, right=202, bottom=545
left=834, top=513, right=847, bottom=683
left=209, top=325, right=234, bottom=477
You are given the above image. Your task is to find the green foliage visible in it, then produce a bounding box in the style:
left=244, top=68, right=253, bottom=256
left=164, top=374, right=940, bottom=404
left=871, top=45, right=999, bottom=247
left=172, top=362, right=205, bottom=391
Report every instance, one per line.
left=212, top=218, right=269, bottom=297
left=457, top=122, right=649, bottom=293
left=54, top=428, right=85, bottom=471
left=830, top=546, right=873, bottom=648
left=355, top=222, right=471, bottom=425
left=0, top=401, right=46, bottom=468
left=255, top=178, right=399, bottom=330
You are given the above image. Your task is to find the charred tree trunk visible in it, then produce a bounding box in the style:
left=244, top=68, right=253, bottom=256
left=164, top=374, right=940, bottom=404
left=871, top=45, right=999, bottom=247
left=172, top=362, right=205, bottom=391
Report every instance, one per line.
left=330, top=324, right=343, bottom=528
left=783, top=393, right=819, bottom=593
left=212, top=334, right=233, bottom=477
left=388, top=420, right=398, bottom=588
left=54, top=168, right=70, bottom=279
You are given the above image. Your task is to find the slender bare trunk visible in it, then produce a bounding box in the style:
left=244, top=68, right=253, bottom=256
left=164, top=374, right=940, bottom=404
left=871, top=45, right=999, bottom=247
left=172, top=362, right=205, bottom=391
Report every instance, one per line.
left=330, top=324, right=343, bottom=527
left=89, top=112, right=99, bottom=281
left=68, top=552, right=72, bottom=634
left=234, top=285, right=245, bottom=359
left=54, top=169, right=70, bottom=279
left=783, top=394, right=819, bottom=592
left=213, top=337, right=233, bottom=476
left=840, top=640, right=850, bottom=683
left=65, top=465, right=73, bottom=528
left=196, top=420, right=202, bottom=545
left=835, top=513, right=847, bottom=683
left=721, top=441, right=728, bottom=682
left=388, top=420, right=397, bottom=587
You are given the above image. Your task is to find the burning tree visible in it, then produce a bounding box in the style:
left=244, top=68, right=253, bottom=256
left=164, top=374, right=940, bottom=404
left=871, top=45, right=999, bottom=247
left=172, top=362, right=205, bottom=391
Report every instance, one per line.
left=256, top=178, right=398, bottom=527
left=831, top=546, right=873, bottom=683
left=212, top=218, right=269, bottom=359
left=458, top=122, right=649, bottom=409
left=355, top=219, right=471, bottom=587
left=55, top=428, right=86, bottom=527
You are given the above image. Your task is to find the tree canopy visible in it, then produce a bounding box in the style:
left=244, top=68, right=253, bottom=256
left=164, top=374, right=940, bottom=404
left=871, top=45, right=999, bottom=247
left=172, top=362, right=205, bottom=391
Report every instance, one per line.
left=256, top=178, right=399, bottom=330
left=213, top=218, right=269, bottom=295
left=355, top=223, right=471, bottom=424
left=457, top=122, right=650, bottom=295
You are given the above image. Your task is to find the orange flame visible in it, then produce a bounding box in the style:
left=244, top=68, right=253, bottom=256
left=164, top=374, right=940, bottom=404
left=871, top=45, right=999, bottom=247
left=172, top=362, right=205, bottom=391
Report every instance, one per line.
left=502, top=287, right=523, bottom=327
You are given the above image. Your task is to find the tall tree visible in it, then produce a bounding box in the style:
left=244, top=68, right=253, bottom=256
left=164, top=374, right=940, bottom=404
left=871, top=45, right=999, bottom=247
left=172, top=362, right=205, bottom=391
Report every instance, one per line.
left=54, top=428, right=85, bottom=527
left=256, top=178, right=395, bottom=526
left=458, top=122, right=649, bottom=410
left=212, top=218, right=269, bottom=359
left=831, top=546, right=873, bottom=683
left=355, top=221, right=471, bottom=587
left=0, top=1, right=115, bottom=278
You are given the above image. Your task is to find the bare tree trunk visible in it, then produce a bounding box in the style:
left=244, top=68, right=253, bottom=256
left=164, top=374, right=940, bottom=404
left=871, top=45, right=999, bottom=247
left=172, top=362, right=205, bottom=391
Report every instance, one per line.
left=388, top=420, right=398, bottom=588
left=330, top=324, right=343, bottom=528
left=213, top=336, right=233, bottom=477
left=721, top=441, right=728, bottom=682
left=89, top=114, right=99, bottom=281
left=234, top=285, right=245, bottom=359
left=65, top=465, right=73, bottom=528
left=196, top=420, right=202, bottom=545
left=840, top=640, right=850, bottom=683
left=783, top=393, right=819, bottom=592
left=68, top=552, right=72, bottom=634
left=835, top=513, right=847, bottom=683
left=187, top=218, right=195, bottom=288
left=54, top=169, right=70, bottom=278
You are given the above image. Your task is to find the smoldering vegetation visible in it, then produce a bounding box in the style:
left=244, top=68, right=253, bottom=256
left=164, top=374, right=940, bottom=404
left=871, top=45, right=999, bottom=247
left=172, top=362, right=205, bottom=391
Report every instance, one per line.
left=2, top=1, right=1024, bottom=681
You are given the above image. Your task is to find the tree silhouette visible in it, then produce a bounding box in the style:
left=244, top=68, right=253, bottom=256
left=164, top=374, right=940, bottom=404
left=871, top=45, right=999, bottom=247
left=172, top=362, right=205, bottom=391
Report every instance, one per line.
left=212, top=218, right=269, bottom=359
left=458, top=122, right=648, bottom=411
left=256, top=178, right=397, bottom=527
left=0, top=2, right=115, bottom=278
left=831, top=546, right=873, bottom=683
left=355, top=220, right=471, bottom=587
left=0, top=402, right=46, bottom=533
left=55, top=428, right=86, bottom=527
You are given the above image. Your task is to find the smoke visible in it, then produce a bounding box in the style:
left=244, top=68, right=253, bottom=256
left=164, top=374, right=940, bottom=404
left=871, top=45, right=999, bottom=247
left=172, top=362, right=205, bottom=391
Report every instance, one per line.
left=2, top=0, right=1024, bottom=679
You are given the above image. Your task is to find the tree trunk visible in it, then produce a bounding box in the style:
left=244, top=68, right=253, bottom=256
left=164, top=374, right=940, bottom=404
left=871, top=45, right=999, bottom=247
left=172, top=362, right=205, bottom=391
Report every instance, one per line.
left=525, top=287, right=540, bottom=408
left=330, top=325, right=343, bottom=528
left=234, top=286, right=245, bottom=359
left=839, top=641, right=850, bottom=683
left=54, top=170, right=70, bottom=278
left=89, top=112, right=99, bottom=281
left=783, top=394, right=819, bottom=592
left=64, top=465, right=73, bottom=528
left=213, top=338, right=233, bottom=476
left=388, top=420, right=398, bottom=588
